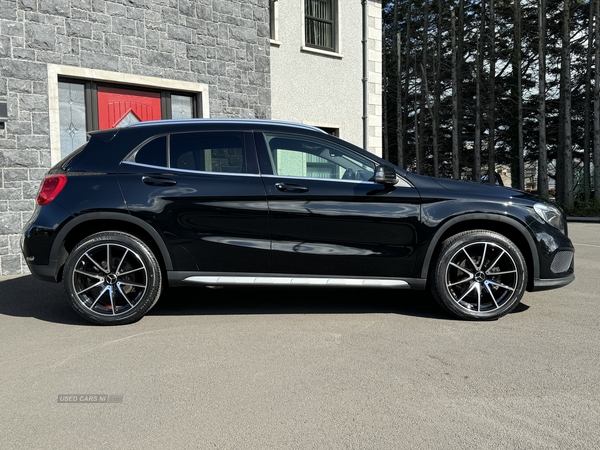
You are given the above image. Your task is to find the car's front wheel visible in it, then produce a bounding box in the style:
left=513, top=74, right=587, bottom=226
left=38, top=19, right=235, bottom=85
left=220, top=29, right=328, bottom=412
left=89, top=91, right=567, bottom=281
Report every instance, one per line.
left=63, top=231, right=163, bottom=325
left=430, top=230, right=527, bottom=320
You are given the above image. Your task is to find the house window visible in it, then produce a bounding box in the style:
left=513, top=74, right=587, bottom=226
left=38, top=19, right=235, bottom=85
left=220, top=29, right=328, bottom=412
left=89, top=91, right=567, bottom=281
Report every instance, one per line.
left=269, top=0, right=278, bottom=41
left=58, top=81, right=88, bottom=159
left=57, top=79, right=200, bottom=158
left=305, top=0, right=336, bottom=52
left=317, top=126, right=339, bottom=137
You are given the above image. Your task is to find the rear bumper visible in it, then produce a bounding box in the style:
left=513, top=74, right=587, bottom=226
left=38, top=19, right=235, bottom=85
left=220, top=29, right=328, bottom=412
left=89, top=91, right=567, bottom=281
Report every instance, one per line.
left=25, top=261, right=59, bottom=283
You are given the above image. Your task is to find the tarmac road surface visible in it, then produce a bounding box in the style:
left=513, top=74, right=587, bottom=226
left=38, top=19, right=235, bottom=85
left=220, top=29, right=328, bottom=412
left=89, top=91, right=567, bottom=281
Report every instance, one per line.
left=0, top=223, right=598, bottom=449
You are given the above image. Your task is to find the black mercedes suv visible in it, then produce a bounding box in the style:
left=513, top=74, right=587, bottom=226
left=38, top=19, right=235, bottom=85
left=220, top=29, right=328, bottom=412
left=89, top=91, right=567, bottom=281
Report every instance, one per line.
left=22, top=119, right=575, bottom=324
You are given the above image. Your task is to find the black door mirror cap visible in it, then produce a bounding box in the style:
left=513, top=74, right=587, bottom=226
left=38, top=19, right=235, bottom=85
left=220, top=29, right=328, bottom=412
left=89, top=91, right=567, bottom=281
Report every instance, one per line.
left=374, top=165, right=398, bottom=185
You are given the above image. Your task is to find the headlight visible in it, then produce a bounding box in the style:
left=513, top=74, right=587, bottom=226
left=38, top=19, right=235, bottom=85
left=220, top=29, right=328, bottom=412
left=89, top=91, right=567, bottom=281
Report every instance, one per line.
left=533, top=203, right=565, bottom=234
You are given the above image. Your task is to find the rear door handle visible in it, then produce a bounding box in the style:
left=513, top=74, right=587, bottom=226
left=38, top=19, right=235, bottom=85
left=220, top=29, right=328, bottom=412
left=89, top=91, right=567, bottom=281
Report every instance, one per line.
left=275, top=182, right=308, bottom=193
left=142, top=176, right=177, bottom=186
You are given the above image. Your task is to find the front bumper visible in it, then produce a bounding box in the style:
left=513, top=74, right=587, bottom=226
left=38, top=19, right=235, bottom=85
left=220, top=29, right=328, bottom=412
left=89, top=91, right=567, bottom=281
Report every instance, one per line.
left=532, top=273, right=575, bottom=291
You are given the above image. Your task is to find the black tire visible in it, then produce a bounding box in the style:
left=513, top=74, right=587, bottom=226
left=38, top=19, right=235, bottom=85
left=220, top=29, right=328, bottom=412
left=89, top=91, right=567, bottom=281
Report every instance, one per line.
left=430, top=230, right=527, bottom=320
left=63, top=231, right=163, bottom=325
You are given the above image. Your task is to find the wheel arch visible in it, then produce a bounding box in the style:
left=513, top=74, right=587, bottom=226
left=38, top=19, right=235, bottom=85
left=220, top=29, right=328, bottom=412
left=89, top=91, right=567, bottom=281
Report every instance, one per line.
left=420, top=214, right=539, bottom=291
left=50, top=212, right=173, bottom=282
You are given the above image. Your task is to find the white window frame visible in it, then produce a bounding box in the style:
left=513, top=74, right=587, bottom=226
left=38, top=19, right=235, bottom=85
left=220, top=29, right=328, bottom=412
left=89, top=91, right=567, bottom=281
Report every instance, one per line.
left=269, top=0, right=281, bottom=46
left=301, top=0, right=342, bottom=58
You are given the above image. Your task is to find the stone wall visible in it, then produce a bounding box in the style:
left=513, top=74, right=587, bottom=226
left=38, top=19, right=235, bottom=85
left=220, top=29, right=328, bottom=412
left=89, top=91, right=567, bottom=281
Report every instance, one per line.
left=0, top=0, right=271, bottom=275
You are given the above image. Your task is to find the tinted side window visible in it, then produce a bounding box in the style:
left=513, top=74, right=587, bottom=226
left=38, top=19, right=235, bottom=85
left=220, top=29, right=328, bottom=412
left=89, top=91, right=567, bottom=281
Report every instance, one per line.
left=263, top=133, right=375, bottom=181
left=169, top=132, right=246, bottom=174
left=135, top=136, right=167, bottom=167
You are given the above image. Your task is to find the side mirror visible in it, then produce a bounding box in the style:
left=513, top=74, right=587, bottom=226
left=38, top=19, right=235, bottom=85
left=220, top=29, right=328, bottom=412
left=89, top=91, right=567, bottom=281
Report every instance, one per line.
left=374, top=164, right=398, bottom=185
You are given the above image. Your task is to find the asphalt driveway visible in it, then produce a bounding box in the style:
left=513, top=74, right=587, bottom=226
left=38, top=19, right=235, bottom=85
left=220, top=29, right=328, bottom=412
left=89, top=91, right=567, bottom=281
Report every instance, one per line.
left=0, top=223, right=598, bottom=449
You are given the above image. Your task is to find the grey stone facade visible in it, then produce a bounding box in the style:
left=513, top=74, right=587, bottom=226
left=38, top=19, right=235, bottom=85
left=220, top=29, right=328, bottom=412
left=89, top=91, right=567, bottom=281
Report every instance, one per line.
left=0, top=0, right=271, bottom=275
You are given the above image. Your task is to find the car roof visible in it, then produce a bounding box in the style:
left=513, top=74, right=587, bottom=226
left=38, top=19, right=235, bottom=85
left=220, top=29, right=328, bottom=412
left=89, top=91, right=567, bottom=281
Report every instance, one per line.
left=122, top=118, right=327, bottom=134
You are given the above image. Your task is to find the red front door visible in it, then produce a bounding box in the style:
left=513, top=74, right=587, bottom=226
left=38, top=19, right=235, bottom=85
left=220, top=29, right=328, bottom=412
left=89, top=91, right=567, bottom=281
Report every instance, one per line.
left=97, top=86, right=162, bottom=129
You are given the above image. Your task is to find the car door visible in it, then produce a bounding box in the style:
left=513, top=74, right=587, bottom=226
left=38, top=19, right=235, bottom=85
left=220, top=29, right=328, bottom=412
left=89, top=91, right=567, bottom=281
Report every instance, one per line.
left=118, top=130, right=270, bottom=274
left=255, top=131, right=421, bottom=278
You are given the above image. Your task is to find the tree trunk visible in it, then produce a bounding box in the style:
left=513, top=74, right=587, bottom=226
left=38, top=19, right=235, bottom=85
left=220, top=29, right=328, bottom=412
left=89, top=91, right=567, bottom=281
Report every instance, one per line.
left=538, top=0, right=548, bottom=199
left=488, top=0, right=496, bottom=185
left=433, top=0, right=442, bottom=178
left=395, top=0, right=404, bottom=169
left=403, top=0, right=412, bottom=170
left=595, top=0, right=600, bottom=200
left=474, top=0, right=484, bottom=183
left=584, top=0, right=593, bottom=200
left=563, top=0, right=574, bottom=211
left=452, top=8, right=460, bottom=179
left=383, top=14, right=388, bottom=162
left=457, top=0, right=464, bottom=165
left=419, top=0, right=429, bottom=175
left=516, top=0, right=524, bottom=190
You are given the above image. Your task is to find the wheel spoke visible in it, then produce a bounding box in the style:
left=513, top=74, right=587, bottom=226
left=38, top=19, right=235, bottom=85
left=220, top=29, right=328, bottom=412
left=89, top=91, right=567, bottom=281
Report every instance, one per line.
left=118, top=280, right=147, bottom=289
left=74, top=268, right=104, bottom=281
left=75, top=280, right=104, bottom=295
left=84, top=251, right=109, bottom=274
left=485, top=249, right=507, bottom=274
left=457, top=281, right=478, bottom=303
left=116, top=266, right=144, bottom=277
left=447, top=276, right=473, bottom=287
left=115, top=248, right=129, bottom=274
left=109, top=286, right=116, bottom=315
left=462, top=248, right=479, bottom=271
left=449, top=261, right=474, bottom=277
left=487, top=269, right=517, bottom=276
left=116, top=284, right=135, bottom=308
left=485, top=280, right=515, bottom=292
left=479, top=243, right=488, bottom=271
left=484, top=283, right=500, bottom=308
left=90, top=285, right=110, bottom=309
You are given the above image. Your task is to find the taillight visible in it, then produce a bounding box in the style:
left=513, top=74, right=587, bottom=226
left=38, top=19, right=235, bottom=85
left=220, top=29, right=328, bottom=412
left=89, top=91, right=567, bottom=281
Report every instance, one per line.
left=37, top=174, right=67, bottom=205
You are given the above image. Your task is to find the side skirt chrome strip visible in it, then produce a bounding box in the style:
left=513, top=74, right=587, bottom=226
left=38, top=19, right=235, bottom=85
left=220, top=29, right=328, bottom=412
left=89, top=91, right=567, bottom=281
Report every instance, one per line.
left=182, top=276, right=410, bottom=288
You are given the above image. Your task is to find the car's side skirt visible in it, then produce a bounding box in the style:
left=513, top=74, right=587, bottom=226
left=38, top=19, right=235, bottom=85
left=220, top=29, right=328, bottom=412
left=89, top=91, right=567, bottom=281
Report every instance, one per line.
left=168, top=272, right=428, bottom=290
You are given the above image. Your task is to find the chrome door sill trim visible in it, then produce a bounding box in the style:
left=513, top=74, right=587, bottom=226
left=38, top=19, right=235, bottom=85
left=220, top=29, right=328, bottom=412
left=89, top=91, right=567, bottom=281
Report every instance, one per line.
left=182, top=276, right=410, bottom=288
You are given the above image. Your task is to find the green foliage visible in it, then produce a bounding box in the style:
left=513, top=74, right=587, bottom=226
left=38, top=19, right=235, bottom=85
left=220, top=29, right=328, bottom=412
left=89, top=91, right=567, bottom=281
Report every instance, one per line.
left=570, top=198, right=600, bottom=217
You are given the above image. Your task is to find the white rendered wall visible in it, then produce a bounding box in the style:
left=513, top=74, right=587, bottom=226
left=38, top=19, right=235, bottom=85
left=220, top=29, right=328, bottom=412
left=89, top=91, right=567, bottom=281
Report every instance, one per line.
left=270, top=0, right=382, bottom=156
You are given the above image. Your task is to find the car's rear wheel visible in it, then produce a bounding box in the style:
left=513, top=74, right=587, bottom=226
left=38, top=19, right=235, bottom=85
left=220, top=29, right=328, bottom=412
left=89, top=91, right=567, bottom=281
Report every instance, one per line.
left=430, top=230, right=527, bottom=320
left=63, top=231, right=162, bottom=325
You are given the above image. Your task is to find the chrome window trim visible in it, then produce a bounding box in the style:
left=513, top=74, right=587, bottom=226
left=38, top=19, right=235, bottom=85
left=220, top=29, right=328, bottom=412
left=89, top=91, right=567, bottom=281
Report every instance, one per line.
left=262, top=173, right=413, bottom=188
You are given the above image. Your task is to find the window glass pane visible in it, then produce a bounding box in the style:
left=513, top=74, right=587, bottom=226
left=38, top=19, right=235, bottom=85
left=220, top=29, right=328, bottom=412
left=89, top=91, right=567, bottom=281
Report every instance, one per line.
left=58, top=82, right=87, bottom=158
left=169, top=132, right=246, bottom=173
left=171, top=95, right=194, bottom=120
left=135, top=136, right=167, bottom=167
left=305, top=0, right=334, bottom=50
left=264, top=133, right=375, bottom=181
left=269, top=0, right=277, bottom=40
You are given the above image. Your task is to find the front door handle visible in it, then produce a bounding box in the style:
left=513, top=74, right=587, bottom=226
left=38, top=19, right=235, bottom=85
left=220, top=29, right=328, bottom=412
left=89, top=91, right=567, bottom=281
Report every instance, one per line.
left=275, top=182, right=308, bottom=193
left=142, top=176, right=177, bottom=186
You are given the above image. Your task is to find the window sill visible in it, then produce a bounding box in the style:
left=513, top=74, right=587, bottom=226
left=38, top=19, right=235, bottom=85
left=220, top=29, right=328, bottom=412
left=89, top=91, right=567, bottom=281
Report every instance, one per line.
left=270, top=39, right=282, bottom=47
left=300, top=46, right=343, bottom=59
